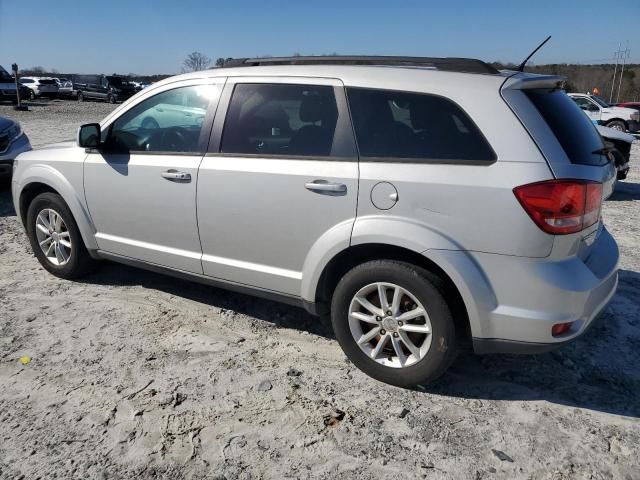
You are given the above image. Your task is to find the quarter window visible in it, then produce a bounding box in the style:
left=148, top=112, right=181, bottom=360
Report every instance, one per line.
left=346, top=88, right=495, bottom=162
left=108, top=85, right=220, bottom=153
left=221, top=84, right=339, bottom=157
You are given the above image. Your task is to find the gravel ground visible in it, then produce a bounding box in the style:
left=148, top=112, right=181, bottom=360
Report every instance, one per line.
left=0, top=101, right=639, bottom=480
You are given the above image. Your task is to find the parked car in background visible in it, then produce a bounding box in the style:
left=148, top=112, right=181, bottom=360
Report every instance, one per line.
left=72, top=74, right=136, bottom=103
left=596, top=124, right=633, bottom=180
left=12, top=57, right=619, bottom=387
left=615, top=101, right=640, bottom=115
left=0, top=116, right=31, bottom=177
left=18, top=77, right=59, bottom=99
left=54, top=78, right=75, bottom=98
left=568, top=93, right=640, bottom=132
left=0, top=65, right=19, bottom=103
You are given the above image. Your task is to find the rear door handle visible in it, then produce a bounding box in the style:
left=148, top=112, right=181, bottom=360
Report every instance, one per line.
left=305, top=180, right=347, bottom=194
left=161, top=169, right=191, bottom=182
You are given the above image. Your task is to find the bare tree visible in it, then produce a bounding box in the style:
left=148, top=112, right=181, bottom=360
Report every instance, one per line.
left=30, top=66, right=45, bottom=74
left=182, top=52, right=211, bottom=72
left=215, top=57, right=225, bottom=68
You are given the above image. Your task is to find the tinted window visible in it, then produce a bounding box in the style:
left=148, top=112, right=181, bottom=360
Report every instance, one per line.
left=571, top=96, right=598, bottom=111
left=20, top=79, right=34, bottom=84
left=527, top=90, right=607, bottom=166
left=346, top=88, right=495, bottom=161
left=108, top=85, right=219, bottom=153
left=221, top=84, right=338, bottom=156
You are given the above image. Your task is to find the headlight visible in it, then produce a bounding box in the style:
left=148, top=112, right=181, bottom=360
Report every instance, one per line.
left=6, top=122, right=22, bottom=142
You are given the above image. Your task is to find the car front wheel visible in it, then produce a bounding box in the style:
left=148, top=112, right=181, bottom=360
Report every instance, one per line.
left=607, top=120, right=626, bottom=131
left=26, top=192, right=95, bottom=279
left=331, top=260, right=457, bottom=388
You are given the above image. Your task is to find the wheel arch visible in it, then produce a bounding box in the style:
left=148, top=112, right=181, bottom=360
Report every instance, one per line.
left=312, top=243, right=474, bottom=344
left=606, top=118, right=628, bottom=129
left=17, top=169, right=98, bottom=251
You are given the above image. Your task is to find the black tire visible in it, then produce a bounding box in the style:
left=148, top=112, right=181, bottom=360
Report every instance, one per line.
left=77, top=91, right=84, bottom=102
left=331, top=260, right=457, bottom=388
left=606, top=120, right=626, bottom=132
left=26, top=192, right=95, bottom=279
left=28, top=89, right=36, bottom=100
left=107, top=94, right=115, bottom=104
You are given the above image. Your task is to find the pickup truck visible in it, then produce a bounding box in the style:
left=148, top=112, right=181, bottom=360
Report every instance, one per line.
left=568, top=93, right=640, bottom=132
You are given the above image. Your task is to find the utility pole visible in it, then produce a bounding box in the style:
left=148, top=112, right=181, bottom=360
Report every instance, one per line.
left=616, top=43, right=631, bottom=103
left=609, top=44, right=622, bottom=103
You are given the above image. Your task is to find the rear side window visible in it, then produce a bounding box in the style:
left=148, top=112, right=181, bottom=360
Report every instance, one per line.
left=221, top=84, right=338, bottom=157
left=346, top=87, right=495, bottom=162
left=526, top=90, right=607, bottom=166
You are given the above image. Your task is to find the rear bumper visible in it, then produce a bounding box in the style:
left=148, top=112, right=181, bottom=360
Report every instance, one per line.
left=433, top=226, right=619, bottom=354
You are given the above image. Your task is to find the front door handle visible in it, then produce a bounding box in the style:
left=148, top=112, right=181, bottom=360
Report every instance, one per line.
left=161, top=169, right=191, bottom=182
left=305, top=180, right=347, bottom=194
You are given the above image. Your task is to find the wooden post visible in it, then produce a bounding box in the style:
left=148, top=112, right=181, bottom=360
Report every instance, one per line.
left=11, top=63, right=27, bottom=111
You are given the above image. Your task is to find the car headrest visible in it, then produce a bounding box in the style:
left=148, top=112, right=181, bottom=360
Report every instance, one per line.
left=299, top=93, right=336, bottom=123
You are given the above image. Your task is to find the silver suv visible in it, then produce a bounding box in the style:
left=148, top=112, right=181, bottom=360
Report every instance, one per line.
left=11, top=56, right=619, bottom=387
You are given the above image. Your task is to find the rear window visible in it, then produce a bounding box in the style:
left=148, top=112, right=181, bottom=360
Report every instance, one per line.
left=346, top=87, right=495, bottom=162
left=525, top=89, right=608, bottom=166
left=39, top=79, right=56, bottom=85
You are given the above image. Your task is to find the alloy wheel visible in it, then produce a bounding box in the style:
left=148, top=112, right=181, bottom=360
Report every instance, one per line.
left=348, top=282, right=432, bottom=368
left=35, top=208, right=72, bottom=266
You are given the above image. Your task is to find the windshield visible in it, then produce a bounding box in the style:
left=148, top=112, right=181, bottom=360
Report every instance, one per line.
left=591, top=95, right=610, bottom=108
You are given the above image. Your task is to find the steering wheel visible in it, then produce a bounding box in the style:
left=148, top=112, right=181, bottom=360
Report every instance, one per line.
left=160, top=127, right=189, bottom=151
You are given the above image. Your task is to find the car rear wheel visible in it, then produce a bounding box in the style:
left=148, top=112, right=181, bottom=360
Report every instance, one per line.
left=606, top=120, right=626, bottom=131
left=77, top=91, right=84, bottom=102
left=26, top=192, right=95, bottom=279
left=331, top=260, right=457, bottom=388
left=107, top=94, right=116, bottom=104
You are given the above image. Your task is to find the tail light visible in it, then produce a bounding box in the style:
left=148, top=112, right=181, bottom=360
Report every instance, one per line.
left=513, top=180, right=603, bottom=235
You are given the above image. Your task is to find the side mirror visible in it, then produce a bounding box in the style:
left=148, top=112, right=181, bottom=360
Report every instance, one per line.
left=78, top=123, right=101, bottom=148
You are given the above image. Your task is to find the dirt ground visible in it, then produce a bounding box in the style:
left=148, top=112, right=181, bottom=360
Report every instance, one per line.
left=0, top=100, right=639, bottom=480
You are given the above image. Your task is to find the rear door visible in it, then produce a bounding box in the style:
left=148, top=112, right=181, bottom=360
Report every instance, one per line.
left=196, top=77, right=358, bottom=295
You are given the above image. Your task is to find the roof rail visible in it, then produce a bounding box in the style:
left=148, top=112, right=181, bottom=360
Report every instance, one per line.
left=222, top=56, right=499, bottom=75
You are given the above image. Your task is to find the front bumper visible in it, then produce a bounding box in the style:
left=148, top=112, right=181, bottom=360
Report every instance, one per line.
left=0, top=134, right=32, bottom=176
left=452, top=226, right=619, bottom=354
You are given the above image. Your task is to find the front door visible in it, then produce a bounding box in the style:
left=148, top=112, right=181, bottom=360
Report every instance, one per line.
left=197, top=78, right=358, bottom=295
left=84, top=80, right=224, bottom=273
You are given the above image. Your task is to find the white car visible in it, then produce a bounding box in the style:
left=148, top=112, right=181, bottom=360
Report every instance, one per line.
left=53, top=78, right=74, bottom=98
left=568, top=93, right=640, bottom=132
left=18, top=77, right=59, bottom=99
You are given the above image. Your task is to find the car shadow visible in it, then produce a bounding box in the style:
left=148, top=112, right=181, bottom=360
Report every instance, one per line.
left=425, top=269, right=640, bottom=418
left=0, top=180, right=16, bottom=217
left=84, top=260, right=640, bottom=418
left=82, top=261, right=335, bottom=339
left=609, top=179, right=640, bottom=201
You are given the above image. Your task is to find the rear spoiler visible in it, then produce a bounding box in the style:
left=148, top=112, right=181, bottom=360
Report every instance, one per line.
left=502, top=73, right=566, bottom=91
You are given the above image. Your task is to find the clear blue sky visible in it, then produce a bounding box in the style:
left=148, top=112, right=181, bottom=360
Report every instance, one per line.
left=1, top=0, right=639, bottom=75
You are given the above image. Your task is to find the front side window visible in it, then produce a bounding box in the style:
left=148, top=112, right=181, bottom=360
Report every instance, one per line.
left=346, top=87, right=495, bottom=162
left=571, top=96, right=599, bottom=111
left=221, top=84, right=338, bottom=157
left=108, top=84, right=220, bottom=153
